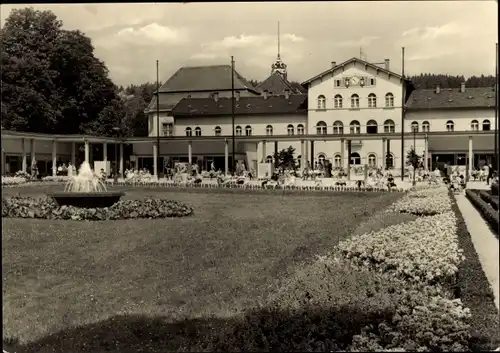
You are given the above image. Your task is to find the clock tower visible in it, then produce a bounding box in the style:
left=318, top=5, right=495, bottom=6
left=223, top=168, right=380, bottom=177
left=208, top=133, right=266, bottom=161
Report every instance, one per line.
left=270, top=22, right=288, bottom=80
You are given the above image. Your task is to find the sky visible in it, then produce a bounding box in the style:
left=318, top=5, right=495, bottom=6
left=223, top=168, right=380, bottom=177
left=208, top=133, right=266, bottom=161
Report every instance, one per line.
left=1, top=1, right=498, bottom=86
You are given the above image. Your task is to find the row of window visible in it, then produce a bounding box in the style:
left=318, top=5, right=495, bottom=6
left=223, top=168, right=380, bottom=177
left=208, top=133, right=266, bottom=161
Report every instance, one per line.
left=265, top=152, right=394, bottom=167
left=317, top=93, right=394, bottom=110
left=183, top=119, right=493, bottom=137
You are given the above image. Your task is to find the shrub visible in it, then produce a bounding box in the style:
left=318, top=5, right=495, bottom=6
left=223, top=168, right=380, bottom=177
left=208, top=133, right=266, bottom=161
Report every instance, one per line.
left=478, top=190, right=499, bottom=211
left=1, top=196, right=194, bottom=221
left=14, top=170, right=31, bottom=179
left=465, top=190, right=499, bottom=236
left=491, top=182, right=499, bottom=196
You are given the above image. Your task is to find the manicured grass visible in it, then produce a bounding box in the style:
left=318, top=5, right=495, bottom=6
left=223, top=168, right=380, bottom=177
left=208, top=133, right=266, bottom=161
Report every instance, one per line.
left=2, top=185, right=406, bottom=352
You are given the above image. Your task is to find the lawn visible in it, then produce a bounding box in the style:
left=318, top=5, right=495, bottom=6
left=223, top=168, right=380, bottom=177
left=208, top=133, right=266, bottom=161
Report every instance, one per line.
left=2, top=185, right=408, bottom=352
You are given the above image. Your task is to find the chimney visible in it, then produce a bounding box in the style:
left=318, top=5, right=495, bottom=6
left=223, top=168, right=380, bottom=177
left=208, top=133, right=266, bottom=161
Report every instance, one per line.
left=263, top=90, right=268, bottom=99
left=284, top=89, right=290, bottom=100
left=384, top=58, right=390, bottom=71
left=460, top=82, right=465, bottom=93
left=435, top=85, right=441, bottom=94
left=235, top=91, right=240, bottom=101
left=213, top=92, right=219, bottom=102
left=331, top=61, right=336, bottom=68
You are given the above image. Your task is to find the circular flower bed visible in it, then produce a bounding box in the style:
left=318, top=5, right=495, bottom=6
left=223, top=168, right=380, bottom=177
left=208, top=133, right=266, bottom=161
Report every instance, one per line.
left=2, top=196, right=194, bottom=221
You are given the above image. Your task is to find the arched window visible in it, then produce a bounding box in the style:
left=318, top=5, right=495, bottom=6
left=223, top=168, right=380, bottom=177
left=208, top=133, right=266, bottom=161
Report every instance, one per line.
left=317, top=95, right=326, bottom=110
left=316, top=121, right=327, bottom=135
left=185, top=127, right=192, bottom=137
left=350, top=152, right=361, bottom=165
left=245, top=125, right=252, bottom=136
left=266, top=125, right=273, bottom=136
left=366, top=120, right=378, bottom=134
left=297, top=155, right=302, bottom=167
left=385, top=153, right=394, bottom=169
left=483, top=119, right=491, bottom=131
left=368, top=153, right=377, bottom=167
left=385, top=93, right=394, bottom=107
left=334, top=154, right=342, bottom=168
left=317, top=154, right=326, bottom=165
left=351, top=94, right=360, bottom=108
left=368, top=93, right=377, bottom=108
left=195, top=127, right=202, bottom=136
left=235, top=125, right=242, bottom=136
left=471, top=120, right=479, bottom=131
left=446, top=120, right=454, bottom=132
left=334, top=94, right=343, bottom=109
left=297, top=124, right=305, bottom=135
left=214, top=126, right=222, bottom=136
left=287, top=124, right=294, bottom=136
left=266, top=155, right=273, bottom=163
left=383, top=119, right=395, bottom=133
left=333, top=121, right=343, bottom=134
left=350, top=120, right=361, bottom=134
left=422, top=121, right=430, bottom=132
left=411, top=121, right=419, bottom=133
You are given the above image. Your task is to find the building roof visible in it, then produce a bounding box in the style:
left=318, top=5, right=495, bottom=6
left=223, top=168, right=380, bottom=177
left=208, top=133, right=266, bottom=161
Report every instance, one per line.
left=406, top=86, right=496, bottom=110
left=256, top=72, right=301, bottom=95
left=301, top=57, right=403, bottom=86
left=172, top=95, right=307, bottom=117
left=157, top=65, right=259, bottom=94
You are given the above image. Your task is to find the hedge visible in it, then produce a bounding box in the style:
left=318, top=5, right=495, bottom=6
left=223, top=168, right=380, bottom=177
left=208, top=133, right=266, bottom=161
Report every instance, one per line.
left=478, top=190, right=499, bottom=211
left=450, top=189, right=500, bottom=350
left=465, top=190, right=499, bottom=236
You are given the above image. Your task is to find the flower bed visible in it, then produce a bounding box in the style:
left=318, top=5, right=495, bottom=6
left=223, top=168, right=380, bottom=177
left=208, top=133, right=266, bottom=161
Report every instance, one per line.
left=41, top=175, right=72, bottom=182
left=1, top=176, right=28, bottom=186
left=388, top=187, right=451, bottom=216
left=465, top=190, right=499, bottom=236
left=1, top=196, right=193, bottom=221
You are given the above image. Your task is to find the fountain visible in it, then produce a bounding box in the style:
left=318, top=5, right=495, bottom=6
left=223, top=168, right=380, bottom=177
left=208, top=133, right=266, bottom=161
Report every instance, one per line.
left=48, top=162, right=125, bottom=208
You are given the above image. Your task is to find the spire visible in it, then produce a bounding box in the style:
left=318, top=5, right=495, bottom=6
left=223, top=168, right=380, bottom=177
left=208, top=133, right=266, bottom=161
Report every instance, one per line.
left=277, top=21, right=281, bottom=60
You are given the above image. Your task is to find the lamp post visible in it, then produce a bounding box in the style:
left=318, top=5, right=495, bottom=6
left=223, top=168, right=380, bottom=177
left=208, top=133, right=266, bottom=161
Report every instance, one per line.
left=412, top=125, right=417, bottom=186
left=112, top=127, right=120, bottom=182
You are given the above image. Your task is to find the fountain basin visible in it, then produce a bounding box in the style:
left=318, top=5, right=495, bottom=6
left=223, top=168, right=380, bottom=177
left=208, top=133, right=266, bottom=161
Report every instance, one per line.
left=48, top=192, right=125, bottom=208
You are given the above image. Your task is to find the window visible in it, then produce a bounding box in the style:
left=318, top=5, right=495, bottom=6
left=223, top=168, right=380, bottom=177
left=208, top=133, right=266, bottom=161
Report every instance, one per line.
left=334, top=94, right=343, bottom=109
left=471, top=120, right=479, bottom=131
left=350, top=94, right=360, bottom=108
left=383, top=119, right=396, bottom=133
left=411, top=121, right=419, bottom=133
left=195, top=127, right=202, bottom=136
left=349, top=120, right=361, bottom=134
left=317, top=95, right=326, bottom=110
left=366, top=120, right=378, bottom=134
left=335, top=79, right=341, bottom=87
left=368, top=93, right=377, bottom=108
left=316, top=121, right=327, bottom=135
left=422, top=121, right=430, bottom=132
left=266, top=125, right=273, bottom=136
left=266, top=155, right=273, bottom=163
left=162, top=123, right=173, bottom=136
left=215, top=126, right=222, bottom=136
left=236, top=126, right=242, bottom=136
left=386, top=153, right=394, bottom=169
left=333, top=121, right=343, bottom=134
left=370, top=78, right=376, bottom=86
left=483, top=119, right=491, bottom=131
left=297, top=124, right=305, bottom=135
left=287, top=124, right=294, bottom=136
left=245, top=125, right=252, bottom=136
left=446, top=120, right=454, bottom=132
left=318, top=154, right=326, bottom=165
left=334, top=154, right=342, bottom=168
left=350, top=152, right=361, bottom=165
left=185, top=127, right=192, bottom=137
left=368, top=153, right=377, bottom=167
left=385, top=93, right=394, bottom=107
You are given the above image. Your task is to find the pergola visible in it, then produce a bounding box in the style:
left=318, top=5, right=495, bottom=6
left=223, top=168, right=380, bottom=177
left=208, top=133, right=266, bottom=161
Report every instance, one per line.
left=1, top=129, right=495, bottom=178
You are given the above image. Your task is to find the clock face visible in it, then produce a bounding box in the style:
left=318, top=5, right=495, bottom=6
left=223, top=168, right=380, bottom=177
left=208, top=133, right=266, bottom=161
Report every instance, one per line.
left=350, top=76, right=360, bottom=85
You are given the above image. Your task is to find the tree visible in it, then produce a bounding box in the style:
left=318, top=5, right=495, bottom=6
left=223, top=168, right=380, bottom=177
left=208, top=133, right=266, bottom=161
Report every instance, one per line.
left=273, top=146, right=297, bottom=172
left=406, top=146, right=421, bottom=185
left=1, top=7, right=120, bottom=135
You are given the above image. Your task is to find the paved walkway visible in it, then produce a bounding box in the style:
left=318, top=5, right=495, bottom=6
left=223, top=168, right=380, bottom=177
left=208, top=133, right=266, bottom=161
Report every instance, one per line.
left=455, top=194, right=499, bottom=311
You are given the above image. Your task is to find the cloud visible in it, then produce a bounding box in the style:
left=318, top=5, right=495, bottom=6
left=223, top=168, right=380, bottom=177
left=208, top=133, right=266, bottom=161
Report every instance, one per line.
left=402, top=22, right=464, bottom=41
left=283, top=33, right=304, bottom=42
left=189, top=52, right=219, bottom=61
left=335, top=36, right=379, bottom=48
left=115, top=23, right=188, bottom=44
